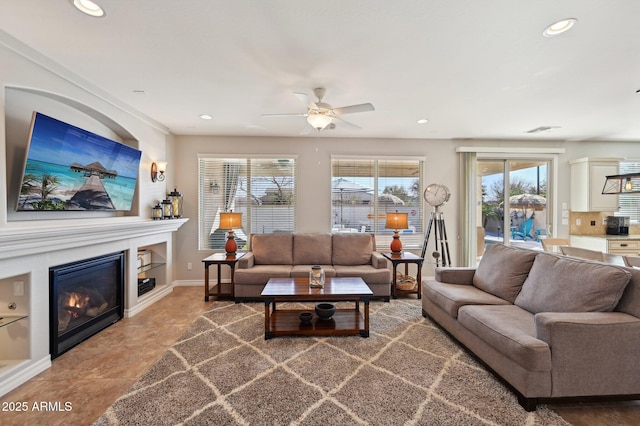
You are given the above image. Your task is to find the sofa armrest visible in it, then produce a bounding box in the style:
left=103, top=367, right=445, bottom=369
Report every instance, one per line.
left=535, top=312, right=640, bottom=396
left=371, top=251, right=389, bottom=269
left=237, top=252, right=254, bottom=269
left=535, top=312, right=640, bottom=344
left=434, top=267, right=476, bottom=285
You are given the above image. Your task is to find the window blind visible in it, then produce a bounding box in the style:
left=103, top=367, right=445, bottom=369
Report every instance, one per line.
left=619, top=161, right=640, bottom=223
left=331, top=157, right=424, bottom=249
left=198, top=156, right=296, bottom=250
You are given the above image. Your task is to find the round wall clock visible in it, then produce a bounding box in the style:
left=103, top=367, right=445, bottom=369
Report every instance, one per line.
left=423, top=183, right=451, bottom=207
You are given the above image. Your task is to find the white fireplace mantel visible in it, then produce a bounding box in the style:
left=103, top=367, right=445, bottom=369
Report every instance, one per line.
left=0, top=217, right=188, bottom=397
left=0, top=218, right=188, bottom=260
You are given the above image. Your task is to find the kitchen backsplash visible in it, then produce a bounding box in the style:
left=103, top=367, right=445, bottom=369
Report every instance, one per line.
left=569, top=211, right=639, bottom=235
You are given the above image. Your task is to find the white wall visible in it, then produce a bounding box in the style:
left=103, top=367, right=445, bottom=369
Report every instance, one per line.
left=0, top=30, right=179, bottom=396
left=172, top=136, right=640, bottom=281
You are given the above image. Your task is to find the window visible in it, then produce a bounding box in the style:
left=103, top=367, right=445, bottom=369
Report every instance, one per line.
left=619, top=161, right=640, bottom=223
left=198, top=156, right=296, bottom=250
left=331, top=156, right=424, bottom=249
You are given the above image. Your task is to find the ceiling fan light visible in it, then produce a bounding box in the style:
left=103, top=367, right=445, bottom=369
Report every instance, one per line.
left=307, top=113, right=332, bottom=130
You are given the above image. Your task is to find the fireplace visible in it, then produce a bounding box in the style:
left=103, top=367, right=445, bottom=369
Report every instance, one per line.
left=49, top=252, right=125, bottom=358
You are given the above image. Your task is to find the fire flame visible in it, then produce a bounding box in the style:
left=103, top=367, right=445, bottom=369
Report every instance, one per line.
left=66, top=292, right=90, bottom=309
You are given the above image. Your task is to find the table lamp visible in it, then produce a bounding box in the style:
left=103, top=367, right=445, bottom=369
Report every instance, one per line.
left=219, top=211, right=243, bottom=254
left=385, top=210, right=409, bottom=254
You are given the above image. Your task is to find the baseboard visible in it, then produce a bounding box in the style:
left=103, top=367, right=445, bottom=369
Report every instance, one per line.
left=0, top=356, right=51, bottom=397
left=125, top=284, right=174, bottom=317
left=173, top=279, right=231, bottom=287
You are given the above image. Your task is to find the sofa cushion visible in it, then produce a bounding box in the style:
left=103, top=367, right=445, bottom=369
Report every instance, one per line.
left=233, top=265, right=293, bottom=285
left=293, top=234, right=332, bottom=265
left=290, top=265, right=336, bottom=279
left=472, top=244, right=537, bottom=303
left=332, top=234, right=373, bottom=266
left=424, top=279, right=511, bottom=318
left=251, top=234, right=293, bottom=265
left=514, top=253, right=631, bottom=314
left=458, top=305, right=551, bottom=372
left=333, top=264, right=391, bottom=284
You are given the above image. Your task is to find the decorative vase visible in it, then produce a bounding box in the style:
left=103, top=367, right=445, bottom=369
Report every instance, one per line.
left=309, top=265, right=325, bottom=288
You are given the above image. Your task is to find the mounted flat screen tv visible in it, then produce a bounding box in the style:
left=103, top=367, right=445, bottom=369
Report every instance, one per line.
left=16, top=112, right=142, bottom=211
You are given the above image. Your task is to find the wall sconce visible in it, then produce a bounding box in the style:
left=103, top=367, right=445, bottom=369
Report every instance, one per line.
left=151, top=161, right=167, bottom=182
left=210, top=180, right=220, bottom=194
left=602, top=173, right=640, bottom=194
left=385, top=210, right=409, bottom=254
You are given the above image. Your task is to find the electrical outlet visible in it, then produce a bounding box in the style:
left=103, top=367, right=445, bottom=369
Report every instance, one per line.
left=576, top=218, right=581, bottom=226
left=13, top=281, right=24, bottom=296
left=187, top=262, right=192, bottom=270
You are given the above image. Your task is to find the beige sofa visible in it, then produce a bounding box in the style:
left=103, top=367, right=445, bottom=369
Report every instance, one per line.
left=234, top=233, right=392, bottom=301
left=422, top=243, right=640, bottom=411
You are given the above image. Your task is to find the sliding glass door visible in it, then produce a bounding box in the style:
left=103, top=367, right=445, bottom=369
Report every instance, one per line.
left=477, top=158, right=551, bottom=261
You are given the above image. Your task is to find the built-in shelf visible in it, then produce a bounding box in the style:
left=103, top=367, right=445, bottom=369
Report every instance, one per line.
left=0, top=315, right=27, bottom=328
left=137, top=262, right=165, bottom=274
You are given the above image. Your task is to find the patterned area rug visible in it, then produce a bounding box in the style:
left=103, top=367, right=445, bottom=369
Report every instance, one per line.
left=94, top=300, right=569, bottom=425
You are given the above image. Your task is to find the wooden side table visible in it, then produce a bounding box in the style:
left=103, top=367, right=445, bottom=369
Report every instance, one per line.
left=382, top=252, right=424, bottom=299
left=202, top=252, right=245, bottom=301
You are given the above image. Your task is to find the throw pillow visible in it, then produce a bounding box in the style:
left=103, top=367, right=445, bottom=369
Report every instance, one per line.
left=472, top=244, right=538, bottom=303
left=514, top=253, right=631, bottom=313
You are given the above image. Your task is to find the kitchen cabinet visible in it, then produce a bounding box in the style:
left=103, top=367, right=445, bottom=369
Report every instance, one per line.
left=570, top=158, right=620, bottom=212
left=570, top=235, right=640, bottom=256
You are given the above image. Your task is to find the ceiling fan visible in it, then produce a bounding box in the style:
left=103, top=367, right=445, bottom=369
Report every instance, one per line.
left=262, top=87, right=375, bottom=131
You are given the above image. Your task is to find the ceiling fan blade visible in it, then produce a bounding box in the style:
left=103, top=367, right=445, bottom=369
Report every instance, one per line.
left=293, top=92, right=309, bottom=105
left=299, top=124, right=313, bottom=135
left=331, top=103, right=375, bottom=115
left=332, top=115, right=362, bottom=131
left=261, top=112, right=308, bottom=117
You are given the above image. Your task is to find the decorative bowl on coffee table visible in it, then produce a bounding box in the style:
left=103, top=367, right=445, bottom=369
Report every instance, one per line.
left=315, top=303, right=336, bottom=320
left=299, top=312, right=313, bottom=324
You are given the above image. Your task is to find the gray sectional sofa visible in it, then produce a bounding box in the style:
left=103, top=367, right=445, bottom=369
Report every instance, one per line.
left=234, top=233, right=392, bottom=301
left=422, top=243, right=640, bottom=411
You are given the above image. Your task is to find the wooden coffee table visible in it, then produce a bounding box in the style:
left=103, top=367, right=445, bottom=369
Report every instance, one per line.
left=261, top=277, right=373, bottom=340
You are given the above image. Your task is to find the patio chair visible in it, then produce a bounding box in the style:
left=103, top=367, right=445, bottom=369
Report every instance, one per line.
left=512, top=217, right=535, bottom=240
left=540, top=238, right=570, bottom=253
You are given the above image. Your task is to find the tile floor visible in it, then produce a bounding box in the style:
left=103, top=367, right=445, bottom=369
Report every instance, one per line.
left=0, top=286, right=638, bottom=425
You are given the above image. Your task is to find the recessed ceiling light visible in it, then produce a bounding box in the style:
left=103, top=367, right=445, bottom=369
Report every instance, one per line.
left=71, top=0, right=105, bottom=17
left=199, top=114, right=213, bottom=120
left=417, top=118, right=429, bottom=124
left=543, top=18, right=577, bottom=37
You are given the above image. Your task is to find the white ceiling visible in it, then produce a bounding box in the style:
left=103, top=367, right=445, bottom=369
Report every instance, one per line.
left=2, top=1, right=640, bottom=141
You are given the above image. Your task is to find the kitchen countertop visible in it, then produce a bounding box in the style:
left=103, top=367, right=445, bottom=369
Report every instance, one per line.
left=571, top=234, right=640, bottom=240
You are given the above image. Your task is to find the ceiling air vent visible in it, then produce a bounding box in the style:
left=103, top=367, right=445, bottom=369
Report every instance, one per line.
left=525, top=126, right=561, bottom=134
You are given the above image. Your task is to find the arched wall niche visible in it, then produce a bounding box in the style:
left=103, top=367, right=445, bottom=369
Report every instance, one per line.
left=5, top=86, right=142, bottom=221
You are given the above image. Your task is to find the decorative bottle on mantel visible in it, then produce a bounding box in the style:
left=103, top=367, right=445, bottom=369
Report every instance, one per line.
left=309, top=265, right=325, bottom=288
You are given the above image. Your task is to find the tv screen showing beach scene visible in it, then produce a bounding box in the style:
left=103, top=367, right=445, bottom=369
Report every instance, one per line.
left=16, top=112, right=142, bottom=211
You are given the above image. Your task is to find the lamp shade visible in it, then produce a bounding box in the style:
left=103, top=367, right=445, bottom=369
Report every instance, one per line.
left=219, top=211, right=242, bottom=229
left=385, top=211, right=409, bottom=230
